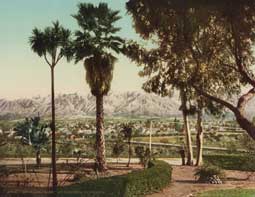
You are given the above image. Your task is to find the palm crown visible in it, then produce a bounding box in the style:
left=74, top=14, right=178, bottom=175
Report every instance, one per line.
left=29, top=21, right=71, bottom=66
left=72, top=3, right=124, bottom=96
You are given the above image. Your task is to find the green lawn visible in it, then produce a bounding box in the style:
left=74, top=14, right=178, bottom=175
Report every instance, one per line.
left=134, top=135, right=242, bottom=148
left=198, top=189, right=255, bottom=197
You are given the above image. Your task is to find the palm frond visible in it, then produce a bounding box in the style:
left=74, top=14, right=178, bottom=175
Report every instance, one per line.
left=84, top=53, right=116, bottom=95
left=72, top=2, right=124, bottom=59
left=29, top=28, right=46, bottom=57
left=29, top=21, right=72, bottom=64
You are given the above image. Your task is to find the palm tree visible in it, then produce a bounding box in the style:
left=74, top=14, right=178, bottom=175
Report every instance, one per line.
left=72, top=3, right=124, bottom=171
left=29, top=21, right=71, bottom=191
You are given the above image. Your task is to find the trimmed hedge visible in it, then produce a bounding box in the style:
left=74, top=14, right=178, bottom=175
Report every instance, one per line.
left=58, top=160, right=172, bottom=197
left=204, top=154, right=255, bottom=171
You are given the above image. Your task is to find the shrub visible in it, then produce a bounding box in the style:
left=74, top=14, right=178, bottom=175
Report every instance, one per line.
left=112, top=142, right=125, bottom=163
left=195, top=164, right=225, bottom=183
left=135, top=146, right=151, bottom=168
left=123, top=161, right=172, bottom=196
left=58, top=160, right=172, bottom=197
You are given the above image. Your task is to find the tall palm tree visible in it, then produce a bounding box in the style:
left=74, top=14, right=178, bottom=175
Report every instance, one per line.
left=29, top=21, right=71, bottom=191
left=72, top=3, right=124, bottom=171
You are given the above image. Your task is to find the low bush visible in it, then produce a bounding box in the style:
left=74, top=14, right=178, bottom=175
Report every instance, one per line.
left=204, top=154, right=255, bottom=171
left=58, top=160, right=172, bottom=197
left=195, top=164, right=225, bottom=183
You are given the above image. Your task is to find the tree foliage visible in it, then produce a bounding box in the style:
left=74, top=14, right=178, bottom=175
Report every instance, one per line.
left=126, top=0, right=255, bottom=139
left=29, top=21, right=72, bottom=66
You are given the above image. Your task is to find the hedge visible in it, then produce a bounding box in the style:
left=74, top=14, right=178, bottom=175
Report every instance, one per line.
left=58, top=160, right=172, bottom=197
left=204, top=154, right=255, bottom=171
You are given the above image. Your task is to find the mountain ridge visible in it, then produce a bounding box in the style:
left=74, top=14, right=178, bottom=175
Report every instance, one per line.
left=0, top=91, right=253, bottom=120
left=0, top=92, right=181, bottom=119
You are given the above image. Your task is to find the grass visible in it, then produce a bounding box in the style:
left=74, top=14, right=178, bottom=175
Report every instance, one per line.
left=198, top=189, right=255, bottom=197
left=134, top=136, right=183, bottom=144
left=204, top=154, right=255, bottom=171
left=133, top=134, right=243, bottom=148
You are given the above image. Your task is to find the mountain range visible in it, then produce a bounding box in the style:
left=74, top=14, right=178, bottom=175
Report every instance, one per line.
left=0, top=91, right=253, bottom=120
left=0, top=92, right=181, bottom=119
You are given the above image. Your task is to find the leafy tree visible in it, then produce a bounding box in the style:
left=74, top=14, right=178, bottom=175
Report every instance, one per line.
left=125, top=0, right=238, bottom=166
left=14, top=116, right=49, bottom=166
left=121, top=123, right=133, bottom=167
left=71, top=3, right=124, bottom=171
left=126, top=0, right=255, bottom=140
left=29, top=21, right=71, bottom=191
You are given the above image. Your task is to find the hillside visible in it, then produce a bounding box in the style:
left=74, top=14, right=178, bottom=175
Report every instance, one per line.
left=0, top=92, right=181, bottom=119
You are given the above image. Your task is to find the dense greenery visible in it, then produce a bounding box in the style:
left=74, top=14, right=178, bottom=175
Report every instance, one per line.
left=58, top=160, right=172, bottom=197
left=125, top=0, right=255, bottom=141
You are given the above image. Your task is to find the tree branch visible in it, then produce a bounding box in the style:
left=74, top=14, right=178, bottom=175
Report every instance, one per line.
left=235, top=56, right=255, bottom=87
left=193, top=85, right=237, bottom=113
left=44, top=54, right=52, bottom=67
left=230, top=21, right=255, bottom=87
left=237, top=88, right=255, bottom=112
left=55, top=52, right=63, bottom=66
left=220, top=62, right=239, bottom=72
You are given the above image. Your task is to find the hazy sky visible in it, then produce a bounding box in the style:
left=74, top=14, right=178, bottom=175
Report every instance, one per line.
left=0, top=0, right=144, bottom=99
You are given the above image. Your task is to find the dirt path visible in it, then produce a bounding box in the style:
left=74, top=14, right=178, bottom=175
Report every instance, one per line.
left=147, top=166, right=255, bottom=197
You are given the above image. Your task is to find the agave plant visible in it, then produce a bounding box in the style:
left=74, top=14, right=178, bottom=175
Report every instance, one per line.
left=14, top=116, right=49, bottom=166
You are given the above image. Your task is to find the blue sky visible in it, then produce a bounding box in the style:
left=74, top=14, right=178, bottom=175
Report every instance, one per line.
left=0, top=0, right=144, bottom=99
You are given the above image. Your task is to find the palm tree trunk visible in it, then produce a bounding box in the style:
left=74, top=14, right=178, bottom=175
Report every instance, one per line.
left=50, top=67, right=57, bottom=192
left=127, top=141, right=131, bottom=167
left=96, top=94, right=107, bottom=171
left=195, top=107, right=203, bottom=166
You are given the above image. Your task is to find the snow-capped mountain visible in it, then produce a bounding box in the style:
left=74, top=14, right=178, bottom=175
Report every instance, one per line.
left=0, top=91, right=253, bottom=120
left=0, top=92, right=182, bottom=119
